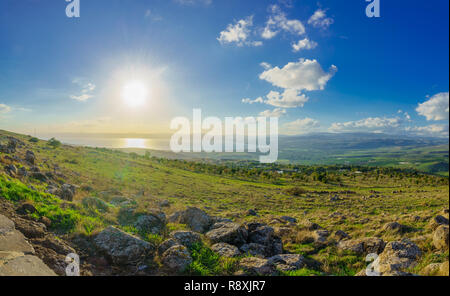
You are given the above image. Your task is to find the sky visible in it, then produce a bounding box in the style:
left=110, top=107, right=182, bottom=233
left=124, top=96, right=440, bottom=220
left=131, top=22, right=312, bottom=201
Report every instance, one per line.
left=0, top=0, right=449, bottom=137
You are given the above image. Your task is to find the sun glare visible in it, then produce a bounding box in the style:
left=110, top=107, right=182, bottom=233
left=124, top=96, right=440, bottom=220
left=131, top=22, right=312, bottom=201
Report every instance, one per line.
left=121, top=81, right=149, bottom=107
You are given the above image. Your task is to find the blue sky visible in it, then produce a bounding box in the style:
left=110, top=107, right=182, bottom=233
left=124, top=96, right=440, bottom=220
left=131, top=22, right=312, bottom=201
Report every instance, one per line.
left=0, top=0, right=448, bottom=137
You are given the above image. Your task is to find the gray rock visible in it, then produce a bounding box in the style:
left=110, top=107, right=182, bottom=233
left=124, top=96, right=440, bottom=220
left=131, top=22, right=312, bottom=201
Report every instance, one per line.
left=240, top=243, right=267, bottom=257
left=134, top=211, right=166, bottom=235
left=168, top=207, right=212, bottom=233
left=211, top=243, right=241, bottom=258
left=429, top=215, right=449, bottom=231
left=94, top=226, right=155, bottom=265
left=161, top=245, right=192, bottom=273
left=0, top=252, right=56, bottom=276
left=158, top=239, right=180, bottom=256
left=433, top=225, right=449, bottom=251
left=170, top=231, right=202, bottom=248
left=372, top=239, right=421, bottom=275
left=338, top=237, right=385, bottom=255
left=25, top=150, right=36, bottom=165
left=239, top=257, right=276, bottom=276
left=268, top=254, right=306, bottom=272
left=206, top=222, right=248, bottom=247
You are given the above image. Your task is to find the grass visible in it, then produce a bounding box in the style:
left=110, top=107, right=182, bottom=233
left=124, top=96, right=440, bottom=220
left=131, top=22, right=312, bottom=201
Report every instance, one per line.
left=187, top=243, right=240, bottom=276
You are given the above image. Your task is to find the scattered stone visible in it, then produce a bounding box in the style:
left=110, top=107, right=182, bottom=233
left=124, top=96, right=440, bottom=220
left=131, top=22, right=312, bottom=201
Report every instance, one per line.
left=170, top=231, right=202, bottom=248
left=4, top=164, right=17, bottom=177
left=312, top=230, right=329, bottom=245
left=246, top=209, right=258, bottom=216
left=206, top=222, right=248, bottom=247
left=211, top=243, right=241, bottom=258
left=428, top=215, right=449, bottom=231
left=303, top=220, right=321, bottom=231
left=17, top=167, right=27, bottom=177
left=25, top=150, right=36, bottom=165
left=161, top=245, right=192, bottom=273
left=280, top=216, right=297, bottom=224
left=16, top=203, right=37, bottom=216
left=268, top=254, right=306, bottom=272
left=382, top=222, right=407, bottom=234
left=57, top=184, right=76, bottom=201
left=239, top=257, right=276, bottom=276
left=158, top=239, right=180, bottom=256
left=94, top=226, right=155, bottom=265
left=240, top=243, right=267, bottom=257
left=338, top=237, right=385, bottom=255
left=247, top=224, right=283, bottom=256
left=168, top=207, right=212, bottom=233
left=334, top=230, right=349, bottom=241
left=433, top=225, right=449, bottom=251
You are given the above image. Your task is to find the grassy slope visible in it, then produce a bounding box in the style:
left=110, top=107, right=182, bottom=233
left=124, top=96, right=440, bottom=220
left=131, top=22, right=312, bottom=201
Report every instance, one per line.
left=1, top=129, right=448, bottom=276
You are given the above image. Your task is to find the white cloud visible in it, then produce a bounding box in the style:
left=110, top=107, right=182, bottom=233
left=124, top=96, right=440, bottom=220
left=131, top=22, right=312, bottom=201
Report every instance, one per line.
left=265, top=89, right=309, bottom=108
left=260, top=62, right=272, bottom=70
left=406, top=124, right=449, bottom=138
left=308, top=9, right=334, bottom=30
left=282, top=118, right=320, bottom=135
left=217, top=16, right=262, bottom=47
left=0, top=103, right=12, bottom=114
left=262, top=5, right=306, bottom=40
left=259, top=58, right=337, bottom=91
left=242, top=97, right=264, bottom=104
left=174, top=0, right=212, bottom=5
left=292, top=38, right=318, bottom=52
left=416, top=92, right=449, bottom=121
left=70, top=79, right=96, bottom=102
left=259, top=108, right=287, bottom=118
left=329, top=117, right=403, bottom=133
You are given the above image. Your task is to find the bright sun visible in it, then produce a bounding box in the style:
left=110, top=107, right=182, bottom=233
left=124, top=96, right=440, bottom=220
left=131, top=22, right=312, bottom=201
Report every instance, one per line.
left=121, top=81, right=149, bottom=107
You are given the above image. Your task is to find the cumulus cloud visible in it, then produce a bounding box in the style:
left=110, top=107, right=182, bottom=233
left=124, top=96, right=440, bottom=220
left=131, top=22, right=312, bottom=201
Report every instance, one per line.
left=265, top=89, right=309, bottom=108
left=259, top=108, right=287, bottom=118
left=259, top=58, right=337, bottom=91
left=308, top=9, right=334, bottom=29
left=416, top=92, right=449, bottom=121
left=292, top=38, right=318, bottom=52
left=329, top=117, right=403, bottom=133
left=70, top=78, right=96, bottom=102
left=405, top=124, right=449, bottom=138
left=260, top=62, right=272, bottom=70
left=217, top=16, right=262, bottom=47
left=242, top=97, right=264, bottom=104
left=0, top=103, right=12, bottom=114
left=282, top=118, right=320, bottom=135
left=262, top=5, right=306, bottom=40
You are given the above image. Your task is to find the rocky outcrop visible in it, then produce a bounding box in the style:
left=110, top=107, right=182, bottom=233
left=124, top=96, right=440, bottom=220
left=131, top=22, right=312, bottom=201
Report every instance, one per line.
left=428, top=215, right=449, bottom=231
left=433, top=225, right=449, bottom=251
left=161, top=245, right=192, bottom=273
left=169, top=207, right=212, bottom=233
left=239, top=257, right=276, bottom=276
left=94, top=226, right=155, bottom=265
left=268, top=254, right=306, bottom=272
left=134, top=210, right=166, bottom=235
left=211, top=243, right=241, bottom=258
left=169, top=231, right=202, bottom=248
left=0, top=214, right=56, bottom=276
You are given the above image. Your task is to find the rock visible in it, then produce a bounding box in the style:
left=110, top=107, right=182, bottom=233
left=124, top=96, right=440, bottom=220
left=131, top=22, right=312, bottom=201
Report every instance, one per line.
left=239, top=257, right=276, bottom=276
left=13, top=217, right=46, bottom=239
left=382, top=222, right=406, bottom=234
left=39, top=217, right=52, bottom=228
left=159, top=200, right=170, bottom=208
left=17, top=167, right=27, bottom=177
left=240, top=243, right=267, bottom=257
left=168, top=207, right=212, bottom=233
left=4, top=164, right=17, bottom=177
left=428, top=215, right=449, bottom=231
left=268, top=254, right=306, bottom=272
left=206, top=222, right=248, bottom=247
left=94, top=226, right=155, bottom=265
left=313, top=230, right=329, bottom=245
left=246, top=209, right=258, bottom=216
left=334, top=230, right=349, bottom=241
left=338, top=237, right=386, bottom=255
left=170, top=231, right=201, bottom=248
left=421, top=263, right=443, bottom=276
left=0, top=214, right=35, bottom=255
left=158, top=239, right=181, bottom=256
left=372, top=239, right=421, bottom=275
left=0, top=252, right=56, bottom=276
left=57, top=184, right=76, bottom=201
left=134, top=211, right=166, bottom=235
left=247, top=224, right=283, bottom=256
left=211, top=243, right=241, bottom=258
left=16, top=203, right=37, bottom=215
left=25, top=150, right=36, bottom=165
left=30, top=172, right=48, bottom=182
left=303, top=220, right=321, bottom=231
left=440, top=261, right=449, bottom=276
left=161, top=245, right=192, bottom=273
left=280, top=216, right=297, bottom=224
left=433, top=225, right=449, bottom=251
left=82, top=197, right=110, bottom=213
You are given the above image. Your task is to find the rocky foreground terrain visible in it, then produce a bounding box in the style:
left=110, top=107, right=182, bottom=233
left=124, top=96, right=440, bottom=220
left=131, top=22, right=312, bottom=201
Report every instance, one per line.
left=0, top=132, right=449, bottom=276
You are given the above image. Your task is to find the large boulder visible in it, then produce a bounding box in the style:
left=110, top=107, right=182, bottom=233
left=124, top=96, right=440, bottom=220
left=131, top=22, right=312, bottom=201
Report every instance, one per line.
left=158, top=239, right=180, bottom=256
left=94, top=226, right=155, bottom=265
left=211, top=243, right=241, bottom=258
left=161, top=245, right=192, bottom=273
left=206, top=222, right=248, bottom=247
left=433, top=225, right=449, bottom=251
left=372, top=239, right=421, bottom=275
left=338, top=237, right=385, bottom=255
left=382, top=222, right=407, bottom=234
left=134, top=210, right=166, bottom=235
left=168, top=207, right=212, bottom=233
left=240, top=243, right=267, bottom=257
left=170, top=231, right=202, bottom=248
left=25, top=150, right=36, bottom=165
left=421, top=262, right=449, bottom=276
left=0, top=252, right=56, bottom=276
